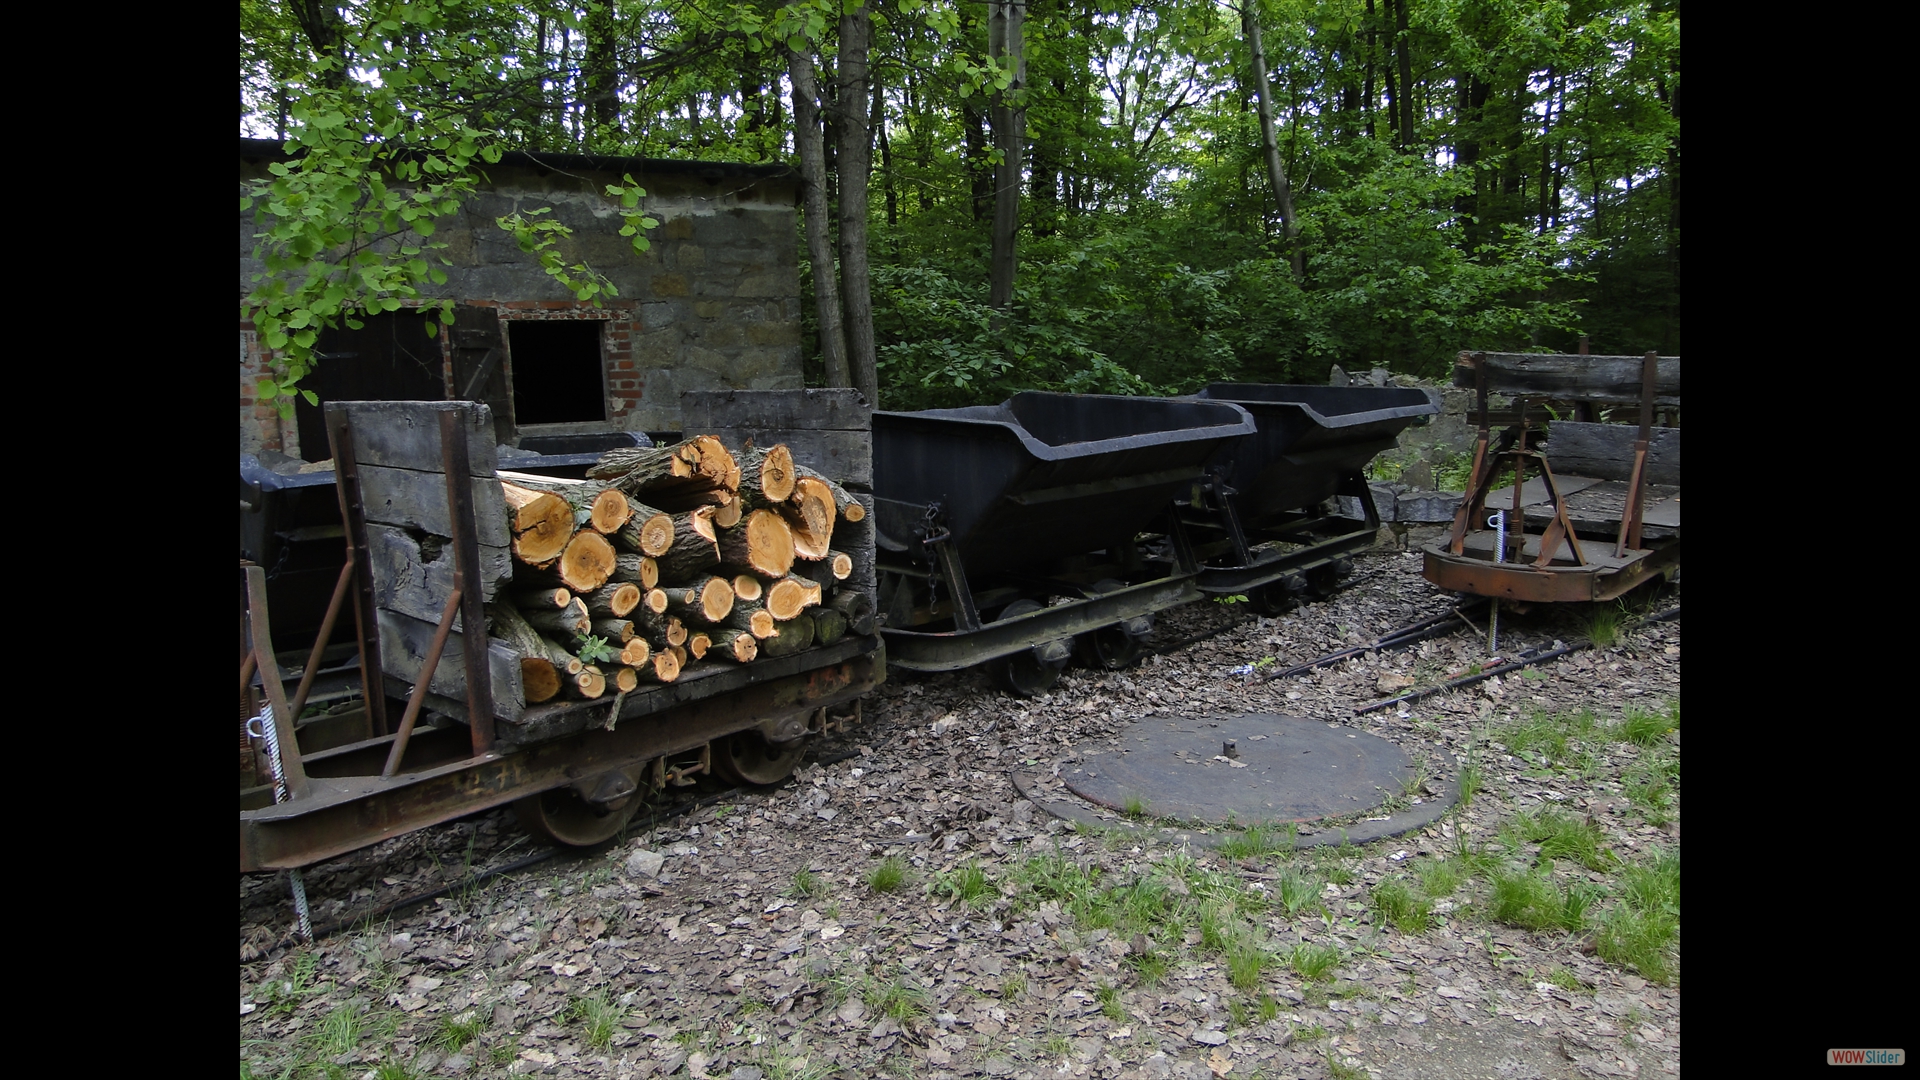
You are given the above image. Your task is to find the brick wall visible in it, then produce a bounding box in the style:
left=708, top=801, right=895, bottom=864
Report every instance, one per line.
left=240, top=143, right=803, bottom=455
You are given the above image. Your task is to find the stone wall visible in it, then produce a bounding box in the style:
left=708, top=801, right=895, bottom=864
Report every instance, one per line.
left=240, top=142, right=804, bottom=455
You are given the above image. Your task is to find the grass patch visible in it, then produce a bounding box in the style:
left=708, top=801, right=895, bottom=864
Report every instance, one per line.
left=308, top=1001, right=365, bottom=1059
left=1219, top=822, right=1297, bottom=860
left=1546, top=966, right=1589, bottom=993
left=1516, top=808, right=1615, bottom=872
left=1123, top=794, right=1151, bottom=820
left=867, top=856, right=907, bottom=893
left=1617, top=701, right=1679, bottom=747
left=1095, top=983, right=1125, bottom=1021
left=433, top=1011, right=485, bottom=1053
left=1225, top=937, right=1274, bottom=991
left=1289, top=943, right=1341, bottom=982
left=1000, top=972, right=1027, bottom=1001
left=1488, top=870, right=1598, bottom=933
left=788, top=868, right=827, bottom=899
left=262, top=951, right=323, bottom=1019
left=1369, top=879, right=1433, bottom=934
left=1124, top=949, right=1171, bottom=986
left=864, top=970, right=931, bottom=1022
left=1581, top=602, right=1626, bottom=648
left=1596, top=847, right=1680, bottom=984
left=567, top=991, right=621, bottom=1051
left=1418, top=857, right=1463, bottom=897
left=932, top=861, right=995, bottom=908
left=1275, top=868, right=1324, bottom=918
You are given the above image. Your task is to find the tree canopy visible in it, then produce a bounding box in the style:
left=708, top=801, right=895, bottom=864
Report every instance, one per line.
left=241, top=0, right=1679, bottom=412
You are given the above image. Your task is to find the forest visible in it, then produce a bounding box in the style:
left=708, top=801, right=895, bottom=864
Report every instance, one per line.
left=240, top=0, right=1679, bottom=412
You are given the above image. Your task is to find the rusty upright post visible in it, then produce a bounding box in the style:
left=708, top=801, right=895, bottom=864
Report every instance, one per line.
left=1615, top=352, right=1657, bottom=556
left=440, top=408, right=498, bottom=754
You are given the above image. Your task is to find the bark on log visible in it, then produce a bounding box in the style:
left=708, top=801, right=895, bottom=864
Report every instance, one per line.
left=504, top=476, right=634, bottom=535
left=713, top=631, right=759, bottom=663
left=524, top=597, right=591, bottom=639
left=592, top=617, right=636, bottom=643
left=828, top=588, right=877, bottom=637
left=759, top=612, right=816, bottom=658
left=718, top=510, right=796, bottom=578
left=609, top=553, right=660, bottom=590
left=738, top=444, right=799, bottom=507
left=612, top=503, right=675, bottom=557
left=812, top=606, right=850, bottom=647
left=488, top=602, right=564, bottom=704
left=557, top=530, right=618, bottom=593
left=792, top=464, right=864, bottom=521
left=511, top=586, right=573, bottom=610
left=501, top=482, right=575, bottom=565
left=666, top=576, right=736, bottom=625
left=582, top=582, right=643, bottom=619
left=721, top=602, right=777, bottom=639
left=658, top=507, right=723, bottom=579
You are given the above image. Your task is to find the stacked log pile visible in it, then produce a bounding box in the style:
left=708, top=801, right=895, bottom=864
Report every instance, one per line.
left=483, top=435, right=876, bottom=706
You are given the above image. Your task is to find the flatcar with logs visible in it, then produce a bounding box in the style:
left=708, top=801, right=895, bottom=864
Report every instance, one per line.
left=239, top=383, right=1434, bottom=870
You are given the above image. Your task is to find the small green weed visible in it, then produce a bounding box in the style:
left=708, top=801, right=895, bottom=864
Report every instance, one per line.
left=262, top=951, right=323, bottom=1018
left=1220, top=822, right=1296, bottom=859
left=1124, top=949, right=1170, bottom=986
left=1123, top=794, right=1151, bottom=820
left=932, top=861, right=995, bottom=908
left=1489, top=870, right=1597, bottom=932
left=434, top=1011, right=485, bottom=1053
left=308, top=1002, right=364, bottom=1059
left=1044, top=1033, right=1074, bottom=1059
left=1595, top=905, right=1678, bottom=984
left=1226, top=937, right=1274, bottom=991
left=1418, top=857, right=1462, bottom=897
left=864, top=971, right=931, bottom=1022
left=1289, top=943, right=1341, bottom=981
left=1618, top=702, right=1678, bottom=747
left=1546, top=966, right=1588, bottom=993
left=1370, top=879, right=1433, bottom=934
left=1315, top=848, right=1357, bottom=885
left=1095, top=983, right=1125, bottom=1021
left=1000, top=972, right=1027, bottom=1001
left=789, top=868, right=826, bottom=899
left=1581, top=602, right=1628, bottom=648
left=1518, top=808, right=1615, bottom=872
left=1275, top=868, right=1324, bottom=918
left=868, top=856, right=907, bottom=893
left=567, top=991, right=621, bottom=1051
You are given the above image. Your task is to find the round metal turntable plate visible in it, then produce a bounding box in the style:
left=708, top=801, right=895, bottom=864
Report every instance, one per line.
left=1061, top=713, right=1415, bottom=824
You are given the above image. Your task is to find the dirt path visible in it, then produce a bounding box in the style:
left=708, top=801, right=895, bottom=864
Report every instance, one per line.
left=242, top=551, right=1680, bottom=1080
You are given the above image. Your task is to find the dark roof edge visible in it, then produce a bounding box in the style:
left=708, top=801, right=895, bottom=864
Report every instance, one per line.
left=239, top=137, right=797, bottom=183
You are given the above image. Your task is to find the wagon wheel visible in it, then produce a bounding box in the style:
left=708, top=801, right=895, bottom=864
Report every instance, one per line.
left=1246, top=582, right=1292, bottom=616
left=992, top=599, right=1065, bottom=696
left=1306, top=563, right=1343, bottom=598
left=1074, top=580, right=1145, bottom=671
left=514, top=766, right=645, bottom=848
left=712, top=729, right=806, bottom=786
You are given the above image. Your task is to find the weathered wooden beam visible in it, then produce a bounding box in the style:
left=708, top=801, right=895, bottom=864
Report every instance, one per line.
left=1455, top=352, right=1680, bottom=404
left=1545, top=423, right=1681, bottom=485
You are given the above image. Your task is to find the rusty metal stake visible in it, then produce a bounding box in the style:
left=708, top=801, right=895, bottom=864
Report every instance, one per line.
left=287, top=560, right=357, bottom=725
left=382, top=586, right=464, bottom=779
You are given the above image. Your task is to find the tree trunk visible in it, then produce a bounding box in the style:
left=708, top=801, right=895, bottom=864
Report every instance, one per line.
left=788, top=45, right=852, bottom=390
left=834, top=0, right=879, bottom=408
left=988, top=0, right=1029, bottom=314
left=1392, top=0, right=1416, bottom=146
left=1242, top=4, right=1302, bottom=280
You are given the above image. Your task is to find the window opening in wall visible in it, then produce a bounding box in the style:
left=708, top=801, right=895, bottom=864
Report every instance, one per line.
left=294, top=311, right=443, bottom=461
left=509, top=320, right=607, bottom=425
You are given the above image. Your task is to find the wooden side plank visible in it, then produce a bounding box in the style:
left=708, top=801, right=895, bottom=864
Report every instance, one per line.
left=1546, top=423, right=1681, bottom=485
left=1454, top=353, right=1680, bottom=404
left=355, top=463, right=512, bottom=547
left=376, top=608, right=525, bottom=724
left=330, top=401, right=504, bottom=474
left=366, top=523, right=512, bottom=626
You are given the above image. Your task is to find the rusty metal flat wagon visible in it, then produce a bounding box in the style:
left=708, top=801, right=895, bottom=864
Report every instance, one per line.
left=1423, top=350, right=1681, bottom=605
left=240, top=395, right=883, bottom=875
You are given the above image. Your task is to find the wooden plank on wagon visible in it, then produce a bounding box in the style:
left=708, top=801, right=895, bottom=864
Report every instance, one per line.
left=1544, top=423, right=1681, bottom=485
left=365, top=523, right=513, bottom=625
left=375, top=607, right=524, bottom=724
left=330, top=401, right=504, bottom=473
left=354, top=463, right=513, bottom=548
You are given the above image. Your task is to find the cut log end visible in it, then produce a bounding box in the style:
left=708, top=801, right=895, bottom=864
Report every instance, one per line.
left=520, top=658, right=561, bottom=704
left=558, top=531, right=618, bottom=593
